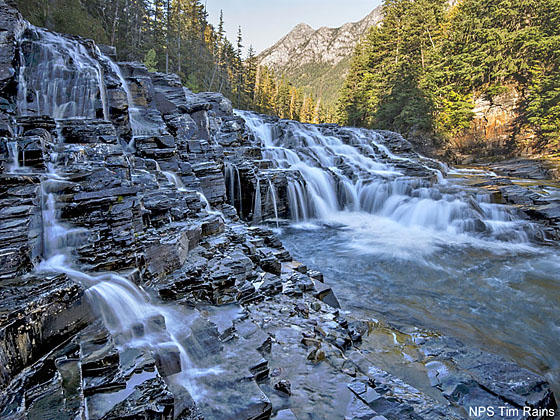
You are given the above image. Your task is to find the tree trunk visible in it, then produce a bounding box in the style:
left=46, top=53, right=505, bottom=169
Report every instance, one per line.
left=111, top=0, right=120, bottom=46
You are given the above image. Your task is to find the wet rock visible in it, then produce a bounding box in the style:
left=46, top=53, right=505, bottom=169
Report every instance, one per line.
left=0, top=272, right=91, bottom=388
left=0, top=0, right=22, bottom=102
left=274, top=409, right=297, bottom=420
left=345, top=394, right=380, bottom=420
left=274, top=379, right=292, bottom=396
left=57, top=119, right=118, bottom=144
left=314, top=283, right=341, bottom=308
left=154, top=343, right=182, bottom=377
left=250, top=358, right=270, bottom=382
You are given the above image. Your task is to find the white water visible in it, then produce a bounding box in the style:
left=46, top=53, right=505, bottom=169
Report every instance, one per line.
left=17, top=26, right=109, bottom=120
left=38, top=171, right=216, bottom=400
left=267, top=178, right=280, bottom=228
left=253, top=178, right=262, bottom=223
left=225, top=162, right=243, bottom=215
left=236, top=111, right=537, bottom=244
left=163, top=170, right=187, bottom=192
left=7, top=141, right=20, bottom=172
left=101, top=57, right=145, bottom=148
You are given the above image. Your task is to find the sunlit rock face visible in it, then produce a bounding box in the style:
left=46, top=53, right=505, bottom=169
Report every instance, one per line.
left=0, top=1, right=558, bottom=419
left=451, top=86, right=539, bottom=161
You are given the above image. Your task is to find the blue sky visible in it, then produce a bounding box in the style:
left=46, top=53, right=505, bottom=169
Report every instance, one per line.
left=205, top=0, right=382, bottom=55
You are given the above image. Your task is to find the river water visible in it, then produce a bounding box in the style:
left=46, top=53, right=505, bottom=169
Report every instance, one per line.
left=278, top=174, right=560, bottom=397
left=234, top=111, right=560, bottom=398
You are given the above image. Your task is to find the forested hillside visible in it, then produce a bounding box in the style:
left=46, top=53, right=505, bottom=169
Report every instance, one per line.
left=14, top=0, right=331, bottom=123
left=337, top=0, right=560, bottom=156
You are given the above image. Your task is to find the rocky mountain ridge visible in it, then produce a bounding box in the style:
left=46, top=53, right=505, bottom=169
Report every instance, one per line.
left=256, top=7, right=383, bottom=105
left=0, top=1, right=558, bottom=419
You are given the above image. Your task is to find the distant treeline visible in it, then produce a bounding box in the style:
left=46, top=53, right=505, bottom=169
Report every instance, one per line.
left=337, top=0, right=560, bottom=151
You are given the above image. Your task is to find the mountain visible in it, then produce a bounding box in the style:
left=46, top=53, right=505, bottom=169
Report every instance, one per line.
left=257, top=7, right=383, bottom=106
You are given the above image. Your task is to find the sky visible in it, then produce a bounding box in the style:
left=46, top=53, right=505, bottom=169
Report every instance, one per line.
left=205, top=0, right=382, bottom=55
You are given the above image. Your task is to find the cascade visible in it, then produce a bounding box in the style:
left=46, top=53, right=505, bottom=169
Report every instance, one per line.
left=7, top=141, right=20, bottom=172
left=286, top=178, right=309, bottom=222
left=17, top=26, right=109, bottom=120
left=4, top=7, right=558, bottom=416
left=101, top=58, right=145, bottom=146
left=197, top=191, right=212, bottom=213
left=253, top=178, right=262, bottom=223
left=236, top=166, right=243, bottom=216
left=30, top=101, right=217, bottom=402
left=224, top=162, right=243, bottom=216
left=38, top=166, right=210, bottom=401
left=163, top=170, right=187, bottom=192
left=267, top=178, right=280, bottom=228
left=237, top=111, right=538, bottom=243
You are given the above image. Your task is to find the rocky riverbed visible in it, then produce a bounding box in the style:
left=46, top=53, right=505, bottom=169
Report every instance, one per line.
left=0, top=2, right=558, bottom=419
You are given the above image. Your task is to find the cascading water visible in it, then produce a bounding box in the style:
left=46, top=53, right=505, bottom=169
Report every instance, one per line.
left=253, top=178, right=262, bottom=223
left=17, top=26, right=109, bottom=120
left=237, top=110, right=537, bottom=243
left=38, top=158, right=214, bottom=402
left=163, top=170, right=187, bottom=192
left=235, top=110, right=560, bottom=396
left=7, top=141, right=20, bottom=172
left=225, top=162, right=243, bottom=216
left=16, top=26, right=222, bottom=404
left=101, top=57, right=145, bottom=146
left=267, top=178, right=280, bottom=228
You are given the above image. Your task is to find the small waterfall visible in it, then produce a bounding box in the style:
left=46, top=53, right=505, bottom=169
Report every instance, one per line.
left=253, top=178, right=262, bottom=223
left=286, top=179, right=309, bottom=222
left=17, top=26, right=109, bottom=119
left=267, top=178, right=280, bottom=228
left=235, top=166, right=243, bottom=216
left=225, top=162, right=243, bottom=216
left=33, top=101, right=214, bottom=400
left=7, top=141, right=20, bottom=172
left=95, top=59, right=110, bottom=121
left=163, top=170, right=187, bottom=192
left=287, top=182, right=300, bottom=222
left=38, top=170, right=211, bottom=398
left=102, top=58, right=144, bottom=146
left=197, top=191, right=212, bottom=212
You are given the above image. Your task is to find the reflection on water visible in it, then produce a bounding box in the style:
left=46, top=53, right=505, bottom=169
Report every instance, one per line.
left=279, top=214, right=560, bottom=397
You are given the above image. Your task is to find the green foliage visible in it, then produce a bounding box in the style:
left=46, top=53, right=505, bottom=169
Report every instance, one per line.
left=337, top=0, right=447, bottom=133
left=338, top=0, right=560, bottom=151
left=143, top=49, right=158, bottom=73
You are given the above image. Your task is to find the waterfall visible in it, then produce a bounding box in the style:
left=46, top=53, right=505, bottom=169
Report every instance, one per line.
left=237, top=110, right=538, bottom=243
left=235, top=166, right=243, bottom=216
left=253, top=178, right=262, bottom=223
left=163, top=170, right=187, bottom=192
left=20, top=28, right=220, bottom=401
left=287, top=182, right=300, bottom=222
left=17, top=26, right=109, bottom=120
left=7, top=141, right=20, bottom=172
left=101, top=58, right=144, bottom=146
left=267, top=178, right=280, bottom=228
left=197, top=191, right=212, bottom=212
left=38, top=168, right=211, bottom=399
left=225, top=162, right=243, bottom=216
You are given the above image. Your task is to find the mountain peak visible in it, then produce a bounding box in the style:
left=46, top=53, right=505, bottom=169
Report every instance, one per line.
left=257, top=7, right=383, bottom=105
left=292, top=22, right=315, bottom=33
